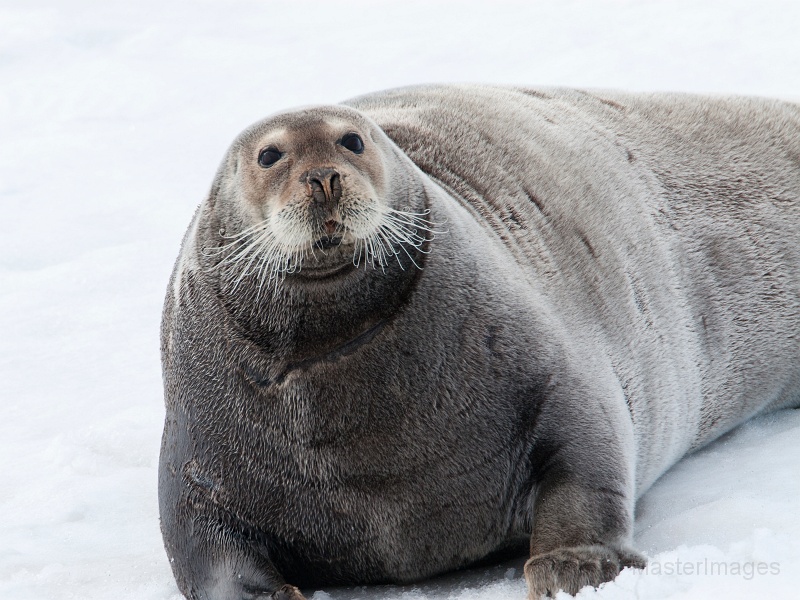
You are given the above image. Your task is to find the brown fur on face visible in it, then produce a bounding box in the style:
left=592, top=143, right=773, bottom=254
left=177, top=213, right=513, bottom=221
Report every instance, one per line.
left=201, top=107, right=433, bottom=286
left=239, top=117, right=386, bottom=213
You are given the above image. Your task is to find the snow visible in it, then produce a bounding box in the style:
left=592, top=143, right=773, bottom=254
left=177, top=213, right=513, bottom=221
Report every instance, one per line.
left=1, top=1, right=798, bottom=599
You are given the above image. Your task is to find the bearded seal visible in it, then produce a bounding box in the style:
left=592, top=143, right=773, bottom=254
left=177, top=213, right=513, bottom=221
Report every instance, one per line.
left=159, top=85, right=800, bottom=600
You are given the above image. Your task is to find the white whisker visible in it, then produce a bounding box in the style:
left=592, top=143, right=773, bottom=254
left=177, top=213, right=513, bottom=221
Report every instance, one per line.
left=205, top=201, right=444, bottom=288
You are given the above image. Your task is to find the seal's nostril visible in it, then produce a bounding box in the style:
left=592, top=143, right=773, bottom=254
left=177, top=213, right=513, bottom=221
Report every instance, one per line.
left=309, top=179, right=327, bottom=205
left=330, top=173, right=342, bottom=202
left=324, top=220, right=337, bottom=235
left=306, top=168, right=341, bottom=204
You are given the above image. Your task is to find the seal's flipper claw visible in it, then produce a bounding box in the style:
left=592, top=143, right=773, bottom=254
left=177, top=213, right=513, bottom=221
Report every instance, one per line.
left=269, top=584, right=307, bottom=600
left=524, top=545, right=646, bottom=598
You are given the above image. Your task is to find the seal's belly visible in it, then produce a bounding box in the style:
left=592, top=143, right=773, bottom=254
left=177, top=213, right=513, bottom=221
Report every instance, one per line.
left=242, top=464, right=524, bottom=586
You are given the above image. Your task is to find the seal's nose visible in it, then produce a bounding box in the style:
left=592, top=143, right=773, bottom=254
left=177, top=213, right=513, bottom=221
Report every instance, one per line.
left=306, top=168, right=342, bottom=205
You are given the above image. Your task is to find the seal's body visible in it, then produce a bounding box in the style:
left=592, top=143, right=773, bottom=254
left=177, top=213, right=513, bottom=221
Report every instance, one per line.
left=159, top=86, right=800, bottom=600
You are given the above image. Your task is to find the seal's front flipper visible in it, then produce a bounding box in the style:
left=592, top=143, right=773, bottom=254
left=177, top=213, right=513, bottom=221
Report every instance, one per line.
left=524, top=544, right=645, bottom=598
left=523, top=477, right=646, bottom=598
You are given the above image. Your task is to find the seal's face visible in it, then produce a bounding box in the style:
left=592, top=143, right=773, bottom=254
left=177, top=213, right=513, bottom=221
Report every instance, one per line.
left=209, top=108, right=434, bottom=285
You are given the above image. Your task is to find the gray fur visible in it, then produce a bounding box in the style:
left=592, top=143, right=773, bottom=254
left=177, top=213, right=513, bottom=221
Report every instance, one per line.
left=159, top=85, right=800, bottom=600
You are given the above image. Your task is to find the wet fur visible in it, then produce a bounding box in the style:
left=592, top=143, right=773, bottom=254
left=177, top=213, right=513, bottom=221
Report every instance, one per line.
left=160, top=85, right=800, bottom=599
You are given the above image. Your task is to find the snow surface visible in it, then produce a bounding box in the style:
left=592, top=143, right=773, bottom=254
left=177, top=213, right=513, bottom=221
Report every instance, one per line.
left=1, top=1, right=798, bottom=599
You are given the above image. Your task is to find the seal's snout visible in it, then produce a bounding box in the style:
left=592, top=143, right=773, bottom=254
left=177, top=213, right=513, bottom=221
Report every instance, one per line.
left=306, top=168, right=342, bottom=206
left=306, top=168, right=345, bottom=242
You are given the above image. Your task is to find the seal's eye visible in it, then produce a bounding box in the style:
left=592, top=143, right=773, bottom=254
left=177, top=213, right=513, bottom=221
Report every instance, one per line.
left=341, top=133, right=364, bottom=154
left=258, top=146, right=282, bottom=168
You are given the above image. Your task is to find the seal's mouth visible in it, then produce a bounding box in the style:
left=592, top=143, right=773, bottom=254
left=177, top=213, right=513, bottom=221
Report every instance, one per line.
left=300, top=233, right=355, bottom=278
left=296, top=260, right=355, bottom=280
left=313, top=235, right=343, bottom=251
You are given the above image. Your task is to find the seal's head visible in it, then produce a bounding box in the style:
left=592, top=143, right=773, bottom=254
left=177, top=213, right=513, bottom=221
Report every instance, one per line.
left=203, top=105, right=435, bottom=288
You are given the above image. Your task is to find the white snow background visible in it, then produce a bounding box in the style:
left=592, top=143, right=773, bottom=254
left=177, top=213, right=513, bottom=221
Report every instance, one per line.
left=1, top=1, right=799, bottom=599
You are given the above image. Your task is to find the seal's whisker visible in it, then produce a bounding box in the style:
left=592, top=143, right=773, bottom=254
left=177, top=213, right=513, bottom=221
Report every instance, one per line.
left=230, top=235, right=279, bottom=290
left=203, top=223, right=270, bottom=258
left=362, top=234, right=373, bottom=266
left=382, top=213, right=443, bottom=243
left=368, top=231, right=392, bottom=272
left=379, top=217, right=422, bottom=247
left=256, top=239, right=283, bottom=285
left=384, top=207, right=447, bottom=234
left=374, top=229, right=402, bottom=271
left=378, top=222, right=424, bottom=270
left=376, top=230, right=398, bottom=260
left=223, top=229, right=273, bottom=269
left=217, top=220, right=269, bottom=241
left=215, top=224, right=272, bottom=259
left=374, top=223, right=401, bottom=256
left=372, top=235, right=389, bottom=269
left=364, top=233, right=380, bottom=269
left=383, top=222, right=434, bottom=255
left=384, top=207, right=434, bottom=221
left=381, top=210, right=435, bottom=235
left=202, top=242, right=236, bottom=256
left=220, top=233, right=276, bottom=279
left=221, top=239, right=267, bottom=282
left=382, top=213, right=437, bottom=233
left=212, top=199, right=441, bottom=285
